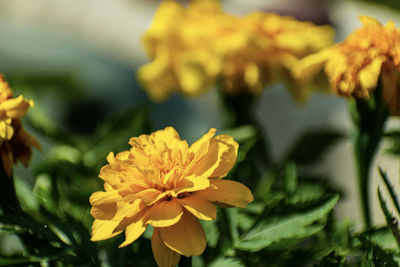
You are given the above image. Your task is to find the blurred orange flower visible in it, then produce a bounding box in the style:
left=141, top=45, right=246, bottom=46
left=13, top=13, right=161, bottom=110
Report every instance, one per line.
left=0, top=75, right=40, bottom=176
left=138, top=0, right=333, bottom=101
left=294, top=16, right=400, bottom=114
left=90, top=127, right=253, bottom=267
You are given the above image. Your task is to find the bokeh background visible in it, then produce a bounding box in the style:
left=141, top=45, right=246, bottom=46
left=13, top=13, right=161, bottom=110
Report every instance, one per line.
left=0, top=0, right=399, bottom=236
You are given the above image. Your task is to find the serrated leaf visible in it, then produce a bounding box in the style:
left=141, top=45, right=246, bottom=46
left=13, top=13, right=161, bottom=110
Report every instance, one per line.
left=284, top=130, right=344, bottom=165
left=208, top=257, right=244, bottom=267
left=379, top=167, right=400, bottom=216
left=236, top=195, right=339, bottom=252
left=359, top=235, right=398, bottom=267
left=378, top=188, right=400, bottom=249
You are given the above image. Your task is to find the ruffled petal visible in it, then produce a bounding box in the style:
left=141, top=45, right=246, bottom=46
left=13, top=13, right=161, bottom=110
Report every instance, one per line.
left=146, top=199, right=183, bottom=227
left=177, top=193, right=216, bottom=221
left=160, top=211, right=206, bottom=257
left=89, top=191, right=122, bottom=206
left=195, top=179, right=253, bottom=208
left=90, top=203, right=116, bottom=220
left=358, top=56, right=384, bottom=91
left=293, top=49, right=332, bottom=83
left=174, top=175, right=210, bottom=195
left=0, top=95, right=32, bottom=119
left=188, top=134, right=238, bottom=178
left=91, top=219, right=122, bottom=241
left=208, top=135, right=238, bottom=178
left=189, top=128, right=216, bottom=162
left=151, top=228, right=181, bottom=267
left=119, top=219, right=147, bottom=248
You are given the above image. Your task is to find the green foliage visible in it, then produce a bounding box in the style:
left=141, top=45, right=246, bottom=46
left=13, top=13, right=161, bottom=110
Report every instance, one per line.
left=236, top=195, right=338, bottom=252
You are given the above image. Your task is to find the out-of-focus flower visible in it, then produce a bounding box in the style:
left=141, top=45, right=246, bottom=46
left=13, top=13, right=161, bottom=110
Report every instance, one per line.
left=0, top=75, right=40, bottom=176
left=138, top=0, right=333, bottom=102
left=294, top=16, right=400, bottom=114
left=90, top=127, right=253, bottom=267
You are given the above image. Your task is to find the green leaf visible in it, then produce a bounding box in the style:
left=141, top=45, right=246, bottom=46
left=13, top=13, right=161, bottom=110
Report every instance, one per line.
left=0, top=256, right=40, bottom=266
left=283, top=130, right=344, bottom=165
left=221, top=125, right=257, bottom=143
left=236, top=195, right=339, bottom=252
left=378, top=188, right=400, bottom=249
left=379, top=167, right=400, bottom=216
left=201, top=220, right=219, bottom=248
left=359, top=235, right=398, bottom=267
left=208, top=257, right=244, bottom=267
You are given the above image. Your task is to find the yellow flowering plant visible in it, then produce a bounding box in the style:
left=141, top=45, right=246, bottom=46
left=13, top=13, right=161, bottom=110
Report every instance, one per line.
left=0, top=75, right=40, bottom=176
left=90, top=127, right=253, bottom=267
left=138, top=0, right=333, bottom=102
left=294, top=16, right=400, bottom=229
left=3, top=1, right=400, bottom=266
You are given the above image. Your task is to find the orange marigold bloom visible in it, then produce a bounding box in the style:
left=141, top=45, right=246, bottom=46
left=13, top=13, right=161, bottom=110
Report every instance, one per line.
left=90, top=127, right=253, bottom=267
left=138, top=0, right=333, bottom=101
left=294, top=16, right=400, bottom=114
left=0, top=75, right=40, bottom=176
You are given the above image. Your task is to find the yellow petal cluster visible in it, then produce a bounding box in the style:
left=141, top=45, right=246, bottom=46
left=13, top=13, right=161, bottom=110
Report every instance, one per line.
left=138, top=0, right=333, bottom=101
left=90, top=127, right=253, bottom=267
left=0, top=75, right=40, bottom=176
left=294, top=16, right=400, bottom=114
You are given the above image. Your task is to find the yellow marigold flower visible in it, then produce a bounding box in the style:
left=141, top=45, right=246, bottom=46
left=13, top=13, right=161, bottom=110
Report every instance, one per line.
left=138, top=0, right=333, bottom=101
left=0, top=75, right=40, bottom=176
left=90, top=127, right=253, bottom=267
left=294, top=16, right=400, bottom=114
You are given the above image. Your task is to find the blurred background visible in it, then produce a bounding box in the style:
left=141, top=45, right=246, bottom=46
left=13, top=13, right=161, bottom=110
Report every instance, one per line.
left=0, top=0, right=399, bottom=232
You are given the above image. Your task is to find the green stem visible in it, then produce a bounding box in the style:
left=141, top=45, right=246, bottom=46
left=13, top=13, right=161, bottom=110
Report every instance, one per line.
left=218, top=88, right=271, bottom=164
left=351, top=84, right=388, bottom=229
left=179, top=256, right=191, bottom=267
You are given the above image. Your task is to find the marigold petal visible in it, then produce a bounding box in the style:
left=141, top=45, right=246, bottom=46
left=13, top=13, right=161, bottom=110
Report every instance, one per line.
left=293, top=49, right=331, bottom=82
left=119, top=219, right=146, bottom=248
left=359, top=15, right=381, bottom=26
left=114, top=198, right=145, bottom=220
left=189, top=128, right=216, bottom=161
left=89, top=191, right=122, bottom=206
left=0, top=95, right=32, bottom=119
left=358, top=57, right=384, bottom=90
left=209, top=135, right=238, bottom=178
left=146, top=199, right=183, bottom=227
left=160, top=211, right=206, bottom=257
left=189, top=134, right=238, bottom=178
left=90, top=203, right=116, bottom=220
left=174, top=175, right=210, bottom=195
left=91, top=219, right=122, bottom=241
left=135, top=188, right=163, bottom=206
left=151, top=228, right=181, bottom=267
left=177, top=194, right=216, bottom=221
left=196, top=179, right=253, bottom=208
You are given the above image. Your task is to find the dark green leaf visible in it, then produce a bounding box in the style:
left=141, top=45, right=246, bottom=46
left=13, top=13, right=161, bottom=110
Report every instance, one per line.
left=236, top=195, right=339, bottom=252
left=209, top=257, right=244, bottom=267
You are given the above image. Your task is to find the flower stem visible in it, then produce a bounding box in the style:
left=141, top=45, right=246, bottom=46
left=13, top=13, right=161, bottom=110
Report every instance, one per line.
left=350, top=85, right=388, bottom=229
left=179, top=256, right=191, bottom=267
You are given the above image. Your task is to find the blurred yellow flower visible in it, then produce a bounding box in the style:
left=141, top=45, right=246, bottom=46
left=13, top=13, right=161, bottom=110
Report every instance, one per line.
left=0, top=75, right=40, bottom=176
left=294, top=16, right=400, bottom=114
left=138, top=0, right=333, bottom=101
left=90, top=127, right=253, bottom=267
